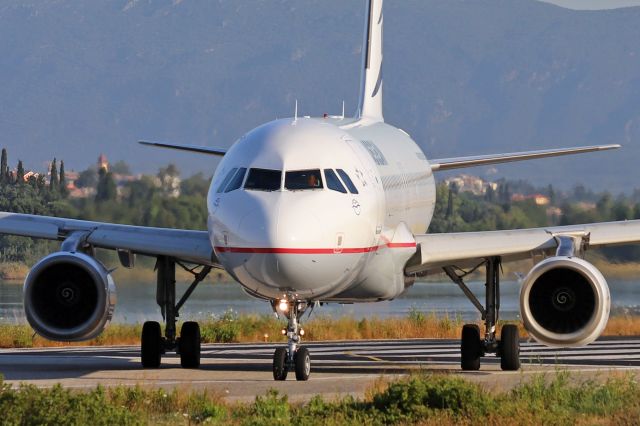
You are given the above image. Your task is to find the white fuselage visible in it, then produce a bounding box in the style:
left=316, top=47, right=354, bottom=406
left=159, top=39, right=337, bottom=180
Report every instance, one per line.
left=207, top=117, right=435, bottom=302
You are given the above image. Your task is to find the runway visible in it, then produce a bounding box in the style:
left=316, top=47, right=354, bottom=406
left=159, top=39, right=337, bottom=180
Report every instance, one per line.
left=2, top=337, right=640, bottom=402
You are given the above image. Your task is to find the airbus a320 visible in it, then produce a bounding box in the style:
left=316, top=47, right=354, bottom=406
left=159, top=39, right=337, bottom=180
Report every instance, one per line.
left=1, top=0, right=634, bottom=381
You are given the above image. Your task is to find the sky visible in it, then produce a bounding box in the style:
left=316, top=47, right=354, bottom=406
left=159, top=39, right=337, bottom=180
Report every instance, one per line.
left=539, top=0, right=640, bottom=9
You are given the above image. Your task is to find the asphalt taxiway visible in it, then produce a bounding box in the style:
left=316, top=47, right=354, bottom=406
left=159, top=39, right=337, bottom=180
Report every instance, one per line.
left=2, top=338, right=640, bottom=402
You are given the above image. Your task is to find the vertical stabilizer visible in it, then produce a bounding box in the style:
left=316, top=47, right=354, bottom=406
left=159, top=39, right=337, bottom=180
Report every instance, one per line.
left=356, top=0, right=384, bottom=122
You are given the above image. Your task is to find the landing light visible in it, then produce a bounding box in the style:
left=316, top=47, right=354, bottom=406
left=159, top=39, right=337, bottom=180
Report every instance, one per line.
left=281, top=328, right=286, bottom=335
left=278, top=299, right=289, bottom=312
left=299, top=329, right=305, bottom=336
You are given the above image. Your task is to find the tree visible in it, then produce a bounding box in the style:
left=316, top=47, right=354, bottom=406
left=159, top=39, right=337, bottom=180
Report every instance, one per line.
left=596, top=193, right=613, bottom=220
left=547, top=184, right=556, bottom=205
left=75, top=167, right=98, bottom=188
left=49, top=158, right=59, bottom=190
left=59, top=160, right=68, bottom=197
left=16, top=160, right=24, bottom=184
left=36, top=175, right=46, bottom=191
left=0, top=148, right=7, bottom=183
left=484, top=185, right=495, bottom=203
left=95, top=167, right=117, bottom=202
left=181, top=172, right=210, bottom=197
left=158, top=164, right=181, bottom=197
left=110, top=160, right=132, bottom=175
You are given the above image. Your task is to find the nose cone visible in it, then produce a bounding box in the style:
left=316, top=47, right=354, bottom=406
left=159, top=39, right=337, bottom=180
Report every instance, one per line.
left=214, top=192, right=363, bottom=300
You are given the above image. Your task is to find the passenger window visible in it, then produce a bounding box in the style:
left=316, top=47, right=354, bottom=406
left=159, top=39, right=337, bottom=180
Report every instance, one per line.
left=216, top=168, right=237, bottom=193
left=337, top=169, right=359, bottom=194
left=224, top=167, right=247, bottom=193
left=285, top=169, right=323, bottom=190
left=244, top=168, right=282, bottom=191
left=324, top=169, right=347, bottom=193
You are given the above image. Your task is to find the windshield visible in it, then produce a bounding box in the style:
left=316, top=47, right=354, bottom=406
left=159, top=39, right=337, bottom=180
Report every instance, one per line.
left=324, top=169, right=347, bottom=193
left=336, top=169, right=359, bottom=194
left=244, top=168, right=282, bottom=191
left=285, top=169, right=323, bottom=190
left=224, top=167, right=247, bottom=193
left=216, top=168, right=238, bottom=193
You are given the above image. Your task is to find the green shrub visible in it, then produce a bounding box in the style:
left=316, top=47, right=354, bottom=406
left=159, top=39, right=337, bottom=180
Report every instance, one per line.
left=200, top=310, right=241, bottom=343
left=244, top=389, right=291, bottom=425
left=0, top=383, right=141, bottom=425
left=373, top=375, right=492, bottom=423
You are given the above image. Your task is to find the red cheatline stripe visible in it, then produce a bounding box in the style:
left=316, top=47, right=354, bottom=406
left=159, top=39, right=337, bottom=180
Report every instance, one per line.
left=214, top=242, right=416, bottom=254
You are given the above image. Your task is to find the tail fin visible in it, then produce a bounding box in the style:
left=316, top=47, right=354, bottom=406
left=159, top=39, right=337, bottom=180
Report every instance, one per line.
left=356, top=0, right=384, bottom=122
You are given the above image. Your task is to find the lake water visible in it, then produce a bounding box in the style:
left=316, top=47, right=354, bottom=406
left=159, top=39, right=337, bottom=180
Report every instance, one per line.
left=3, top=278, right=640, bottom=324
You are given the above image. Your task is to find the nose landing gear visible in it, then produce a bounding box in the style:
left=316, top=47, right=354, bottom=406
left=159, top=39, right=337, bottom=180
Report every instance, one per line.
left=272, top=298, right=311, bottom=381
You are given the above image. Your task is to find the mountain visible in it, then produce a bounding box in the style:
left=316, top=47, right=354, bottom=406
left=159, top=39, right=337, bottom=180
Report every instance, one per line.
left=0, top=0, right=638, bottom=190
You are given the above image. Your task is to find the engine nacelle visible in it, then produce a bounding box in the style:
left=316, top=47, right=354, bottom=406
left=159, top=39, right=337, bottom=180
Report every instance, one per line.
left=23, top=252, right=116, bottom=341
left=520, top=256, right=610, bottom=347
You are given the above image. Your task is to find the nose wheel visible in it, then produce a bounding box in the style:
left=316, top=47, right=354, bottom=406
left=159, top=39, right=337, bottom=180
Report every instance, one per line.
left=272, top=298, right=311, bottom=381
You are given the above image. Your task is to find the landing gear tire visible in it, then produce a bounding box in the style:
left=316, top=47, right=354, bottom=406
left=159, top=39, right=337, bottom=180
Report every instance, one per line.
left=141, top=321, right=162, bottom=369
left=461, top=324, right=481, bottom=371
left=179, top=321, right=201, bottom=369
left=273, top=347, right=288, bottom=381
left=294, top=346, right=311, bottom=381
left=500, top=324, right=520, bottom=371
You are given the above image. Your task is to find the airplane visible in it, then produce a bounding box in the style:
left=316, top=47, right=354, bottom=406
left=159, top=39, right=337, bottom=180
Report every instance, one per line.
left=0, top=0, right=636, bottom=381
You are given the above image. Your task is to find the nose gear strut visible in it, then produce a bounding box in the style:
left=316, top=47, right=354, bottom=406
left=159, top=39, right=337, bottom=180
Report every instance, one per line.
left=272, top=298, right=311, bottom=381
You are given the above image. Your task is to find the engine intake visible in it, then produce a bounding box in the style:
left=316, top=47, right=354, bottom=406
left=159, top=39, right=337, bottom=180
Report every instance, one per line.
left=520, top=257, right=610, bottom=347
left=23, top=252, right=116, bottom=341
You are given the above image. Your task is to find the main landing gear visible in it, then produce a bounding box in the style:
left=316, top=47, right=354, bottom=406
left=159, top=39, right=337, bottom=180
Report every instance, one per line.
left=444, top=257, right=520, bottom=371
left=140, top=256, right=212, bottom=369
left=272, top=299, right=311, bottom=381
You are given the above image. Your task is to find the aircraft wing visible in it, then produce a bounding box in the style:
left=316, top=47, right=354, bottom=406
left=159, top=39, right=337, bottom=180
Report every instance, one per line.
left=429, top=144, right=619, bottom=172
left=0, top=212, right=218, bottom=266
left=406, top=220, right=640, bottom=275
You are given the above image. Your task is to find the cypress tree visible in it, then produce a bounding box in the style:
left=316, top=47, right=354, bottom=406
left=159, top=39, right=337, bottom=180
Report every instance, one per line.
left=0, top=148, right=7, bottom=183
left=59, top=160, right=68, bottom=197
left=49, top=158, right=59, bottom=190
left=36, top=174, right=46, bottom=191
left=16, top=160, right=24, bottom=184
left=95, top=167, right=117, bottom=202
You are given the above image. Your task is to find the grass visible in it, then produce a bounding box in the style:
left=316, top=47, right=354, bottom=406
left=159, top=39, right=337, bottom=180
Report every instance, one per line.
left=3, top=309, right=640, bottom=348
left=1, top=371, right=639, bottom=425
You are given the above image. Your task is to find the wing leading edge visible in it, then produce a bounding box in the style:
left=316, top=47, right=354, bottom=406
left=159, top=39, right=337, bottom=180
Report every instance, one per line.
left=429, top=144, right=620, bottom=172
left=0, top=212, right=218, bottom=266
left=139, top=140, right=227, bottom=156
left=407, top=220, right=640, bottom=275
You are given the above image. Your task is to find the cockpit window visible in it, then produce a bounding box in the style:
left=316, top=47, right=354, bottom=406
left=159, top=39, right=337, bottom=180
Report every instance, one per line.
left=285, top=169, right=323, bottom=190
left=244, top=168, right=282, bottom=191
left=216, top=168, right=238, bottom=193
left=224, top=167, right=247, bottom=193
left=324, top=169, right=347, bottom=193
left=336, top=169, right=359, bottom=194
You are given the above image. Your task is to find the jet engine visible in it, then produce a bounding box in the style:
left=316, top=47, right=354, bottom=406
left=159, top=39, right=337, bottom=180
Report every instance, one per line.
left=520, top=256, right=610, bottom=347
left=23, top=252, right=116, bottom=341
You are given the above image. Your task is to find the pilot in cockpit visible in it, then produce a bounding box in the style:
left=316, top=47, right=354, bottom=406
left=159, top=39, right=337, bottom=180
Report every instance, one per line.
left=307, top=174, right=320, bottom=188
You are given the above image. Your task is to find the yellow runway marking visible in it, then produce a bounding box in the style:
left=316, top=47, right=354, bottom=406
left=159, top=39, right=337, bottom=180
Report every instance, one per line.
left=345, top=351, right=385, bottom=362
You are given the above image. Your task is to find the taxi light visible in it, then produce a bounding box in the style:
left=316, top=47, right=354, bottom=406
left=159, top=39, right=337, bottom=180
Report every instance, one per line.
left=281, top=328, right=287, bottom=335
left=299, top=329, right=305, bottom=336
left=278, top=299, right=289, bottom=312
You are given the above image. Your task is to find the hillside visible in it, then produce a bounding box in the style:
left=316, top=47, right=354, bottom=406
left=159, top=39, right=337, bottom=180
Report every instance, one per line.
left=0, top=0, right=638, bottom=190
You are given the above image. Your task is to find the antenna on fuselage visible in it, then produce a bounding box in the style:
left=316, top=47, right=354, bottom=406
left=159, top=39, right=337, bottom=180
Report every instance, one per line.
left=294, top=99, right=298, bottom=123
left=341, top=101, right=345, bottom=119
